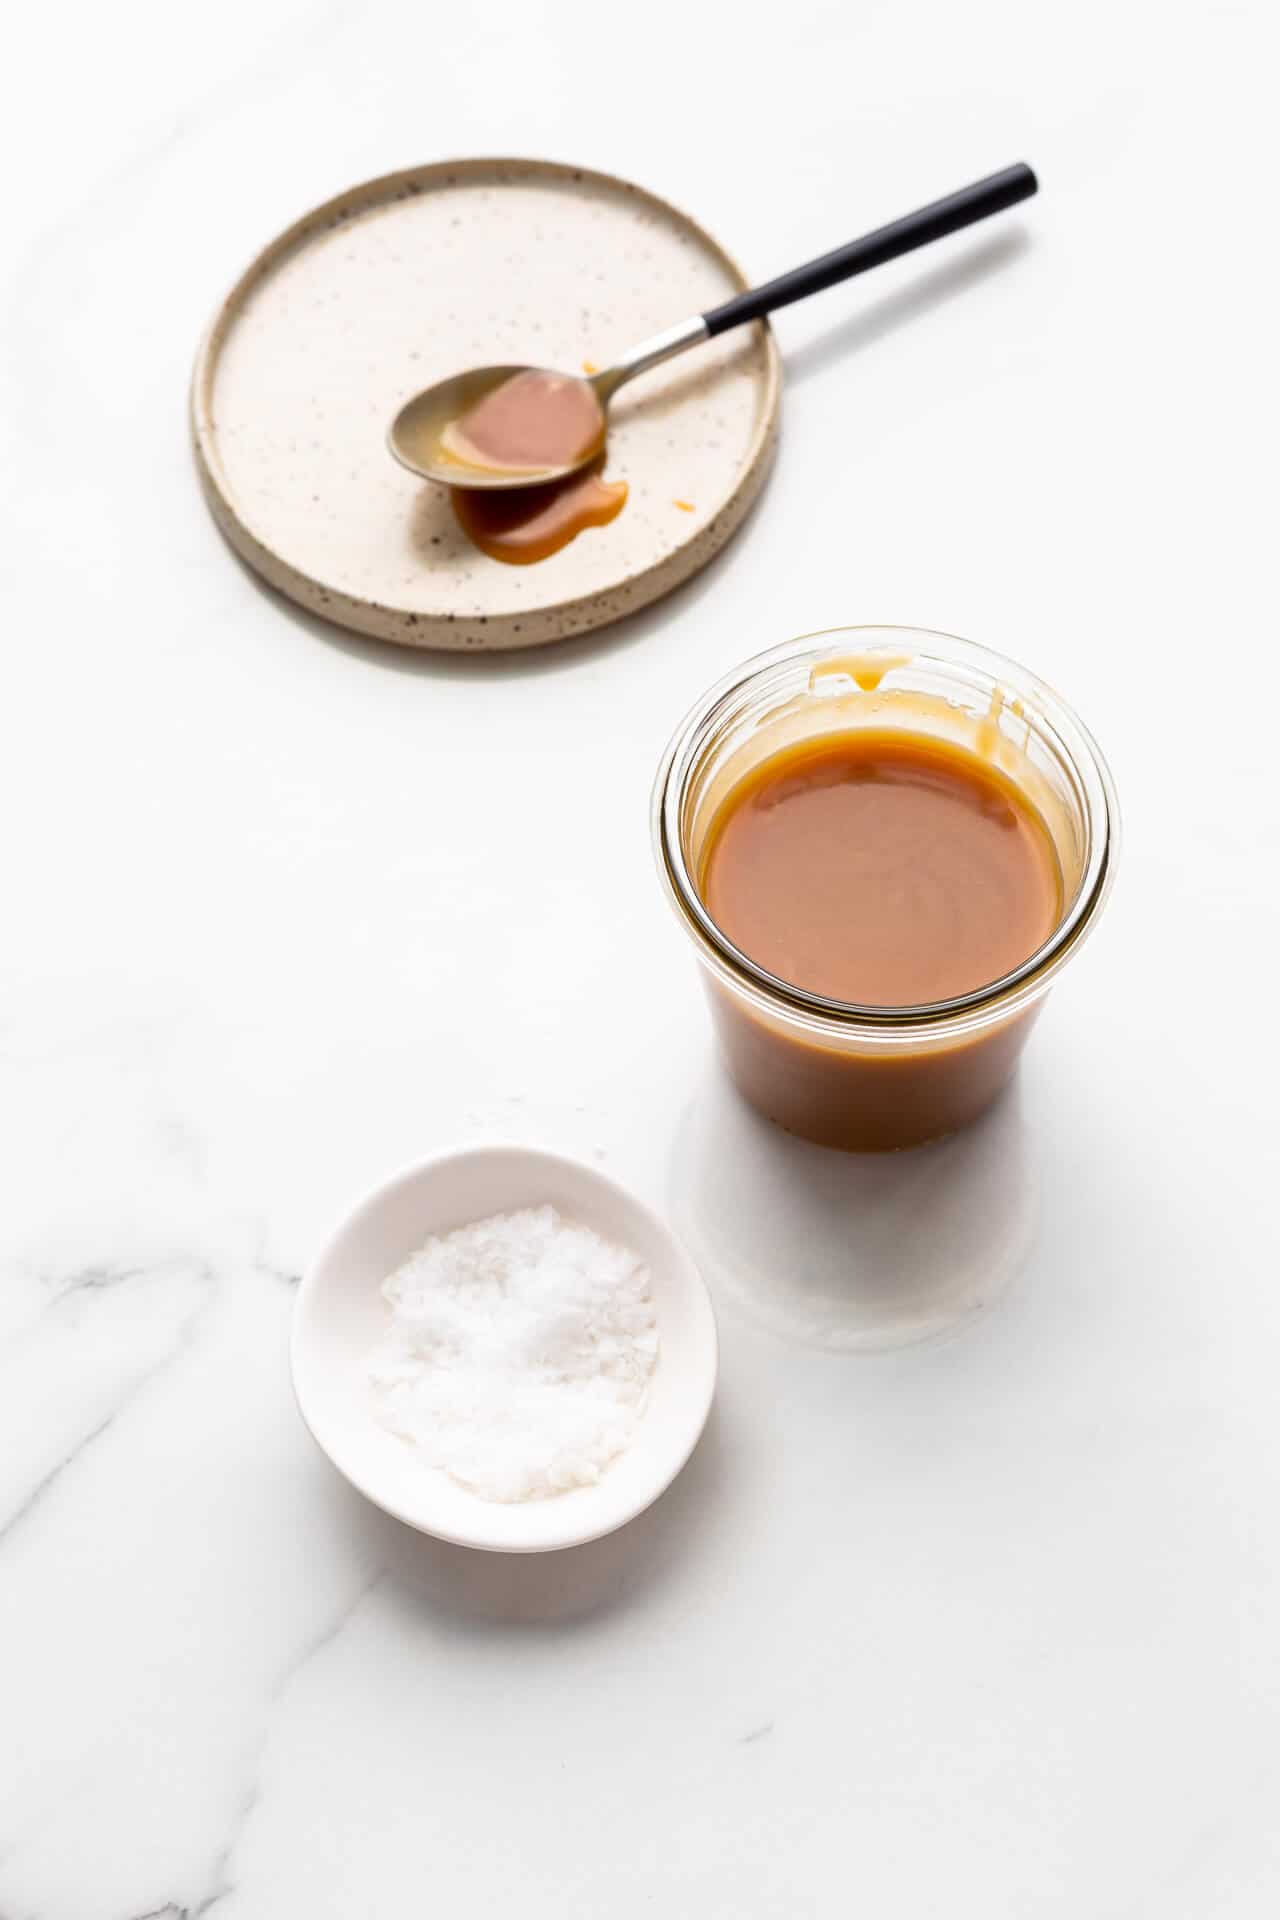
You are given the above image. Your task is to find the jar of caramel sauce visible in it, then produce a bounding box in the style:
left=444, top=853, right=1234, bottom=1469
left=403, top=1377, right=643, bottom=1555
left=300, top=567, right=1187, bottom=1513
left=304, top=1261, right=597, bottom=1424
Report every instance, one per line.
left=653, top=627, right=1119, bottom=1151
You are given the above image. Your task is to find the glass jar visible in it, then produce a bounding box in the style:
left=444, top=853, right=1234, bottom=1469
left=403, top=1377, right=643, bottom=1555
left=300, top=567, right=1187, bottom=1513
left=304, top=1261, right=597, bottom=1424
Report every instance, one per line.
left=652, top=626, right=1120, bottom=1151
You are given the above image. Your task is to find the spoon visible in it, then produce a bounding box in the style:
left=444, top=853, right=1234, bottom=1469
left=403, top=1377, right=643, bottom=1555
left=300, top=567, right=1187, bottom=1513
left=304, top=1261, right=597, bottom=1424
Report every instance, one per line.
left=388, top=162, right=1037, bottom=491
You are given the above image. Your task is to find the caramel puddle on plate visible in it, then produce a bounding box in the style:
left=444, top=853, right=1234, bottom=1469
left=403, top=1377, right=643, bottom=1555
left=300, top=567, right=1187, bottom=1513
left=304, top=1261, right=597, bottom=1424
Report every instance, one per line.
left=452, top=457, right=629, bottom=565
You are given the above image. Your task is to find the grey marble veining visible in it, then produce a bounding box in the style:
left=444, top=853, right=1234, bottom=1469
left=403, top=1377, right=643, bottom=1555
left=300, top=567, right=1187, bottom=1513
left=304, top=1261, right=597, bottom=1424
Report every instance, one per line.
left=4, top=1, right=1280, bottom=1916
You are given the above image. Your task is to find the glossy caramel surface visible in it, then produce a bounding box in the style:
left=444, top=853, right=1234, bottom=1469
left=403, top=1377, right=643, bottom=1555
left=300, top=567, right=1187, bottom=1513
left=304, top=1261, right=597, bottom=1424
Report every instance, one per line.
left=701, top=731, right=1062, bottom=1008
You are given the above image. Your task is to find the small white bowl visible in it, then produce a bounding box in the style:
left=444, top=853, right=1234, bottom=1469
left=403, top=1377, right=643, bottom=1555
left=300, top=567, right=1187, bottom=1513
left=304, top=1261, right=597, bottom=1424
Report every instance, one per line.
left=291, top=1145, right=718, bottom=1553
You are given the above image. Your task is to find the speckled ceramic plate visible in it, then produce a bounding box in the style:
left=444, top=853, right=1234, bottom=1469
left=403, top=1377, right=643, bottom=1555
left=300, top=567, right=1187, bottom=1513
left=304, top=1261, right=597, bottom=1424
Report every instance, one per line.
left=192, top=158, right=781, bottom=651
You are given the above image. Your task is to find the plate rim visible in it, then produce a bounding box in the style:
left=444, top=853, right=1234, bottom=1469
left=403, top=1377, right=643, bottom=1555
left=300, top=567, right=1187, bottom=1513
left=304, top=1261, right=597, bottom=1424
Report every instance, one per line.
left=190, top=155, right=782, bottom=653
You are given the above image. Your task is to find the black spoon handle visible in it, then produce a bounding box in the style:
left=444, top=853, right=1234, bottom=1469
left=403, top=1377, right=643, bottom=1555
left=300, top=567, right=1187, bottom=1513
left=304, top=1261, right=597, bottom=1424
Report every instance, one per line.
left=702, top=162, right=1038, bottom=338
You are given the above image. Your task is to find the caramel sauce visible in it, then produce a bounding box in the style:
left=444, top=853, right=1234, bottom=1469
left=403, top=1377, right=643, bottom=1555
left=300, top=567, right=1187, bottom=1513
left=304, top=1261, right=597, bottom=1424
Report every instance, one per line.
left=702, top=731, right=1061, bottom=1008
left=440, top=370, right=605, bottom=476
left=809, top=652, right=911, bottom=694
left=452, top=458, right=628, bottom=565
left=697, top=728, right=1065, bottom=1150
left=440, top=368, right=625, bottom=563
left=706, top=982, right=1043, bottom=1152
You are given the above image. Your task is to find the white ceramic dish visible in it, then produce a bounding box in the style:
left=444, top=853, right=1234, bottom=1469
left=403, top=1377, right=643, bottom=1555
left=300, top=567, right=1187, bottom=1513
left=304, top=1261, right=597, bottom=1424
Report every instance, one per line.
left=292, top=1145, right=718, bottom=1552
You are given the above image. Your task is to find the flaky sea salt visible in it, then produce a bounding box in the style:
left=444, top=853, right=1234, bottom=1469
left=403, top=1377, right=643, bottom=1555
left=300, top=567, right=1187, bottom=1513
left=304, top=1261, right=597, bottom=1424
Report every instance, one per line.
left=366, top=1205, right=659, bottom=1503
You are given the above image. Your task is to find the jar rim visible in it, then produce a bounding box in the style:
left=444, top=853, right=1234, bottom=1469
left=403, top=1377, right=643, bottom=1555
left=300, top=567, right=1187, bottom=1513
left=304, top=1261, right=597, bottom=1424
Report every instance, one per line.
left=652, top=624, right=1120, bottom=1039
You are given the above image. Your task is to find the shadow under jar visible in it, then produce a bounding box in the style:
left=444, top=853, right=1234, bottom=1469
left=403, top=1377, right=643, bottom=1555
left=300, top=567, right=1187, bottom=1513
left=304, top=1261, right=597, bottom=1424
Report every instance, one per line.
left=653, top=627, right=1119, bottom=1151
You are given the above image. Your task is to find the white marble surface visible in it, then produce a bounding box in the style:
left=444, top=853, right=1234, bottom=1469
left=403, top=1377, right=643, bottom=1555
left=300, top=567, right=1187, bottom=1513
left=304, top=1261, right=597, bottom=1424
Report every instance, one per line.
left=3, top=3, right=1279, bottom=1915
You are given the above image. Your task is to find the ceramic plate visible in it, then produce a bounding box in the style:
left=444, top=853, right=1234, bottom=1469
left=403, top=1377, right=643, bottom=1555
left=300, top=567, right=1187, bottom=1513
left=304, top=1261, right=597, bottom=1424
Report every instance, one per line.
left=192, top=158, right=780, bottom=651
